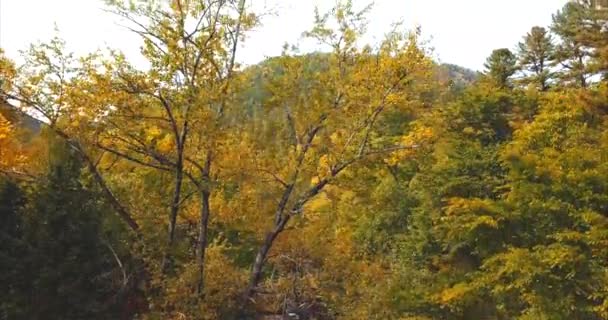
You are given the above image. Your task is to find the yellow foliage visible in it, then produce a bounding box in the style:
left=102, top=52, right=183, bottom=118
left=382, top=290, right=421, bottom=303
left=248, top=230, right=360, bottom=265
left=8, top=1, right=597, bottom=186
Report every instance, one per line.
left=0, top=114, right=11, bottom=140
left=435, top=283, right=474, bottom=305
left=389, top=125, right=435, bottom=164
left=145, top=243, right=248, bottom=320
left=156, top=135, right=175, bottom=153
left=318, top=154, right=333, bottom=176
left=306, top=194, right=330, bottom=213
left=0, top=114, right=30, bottom=174
left=145, top=126, right=163, bottom=143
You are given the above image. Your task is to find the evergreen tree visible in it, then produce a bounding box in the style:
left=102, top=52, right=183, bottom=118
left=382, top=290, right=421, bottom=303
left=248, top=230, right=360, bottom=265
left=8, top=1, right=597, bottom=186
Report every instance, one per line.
left=0, top=178, right=28, bottom=319
left=484, top=49, right=518, bottom=88
left=0, top=142, right=130, bottom=320
left=517, top=26, right=555, bottom=91
left=551, top=1, right=595, bottom=87
left=575, top=0, right=608, bottom=80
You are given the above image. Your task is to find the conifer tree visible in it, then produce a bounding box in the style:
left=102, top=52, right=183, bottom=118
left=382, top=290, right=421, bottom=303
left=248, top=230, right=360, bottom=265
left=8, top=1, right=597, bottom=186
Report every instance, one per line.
left=484, top=49, right=517, bottom=88
left=551, top=1, right=595, bottom=87
left=517, top=26, right=555, bottom=90
left=1, top=142, right=130, bottom=320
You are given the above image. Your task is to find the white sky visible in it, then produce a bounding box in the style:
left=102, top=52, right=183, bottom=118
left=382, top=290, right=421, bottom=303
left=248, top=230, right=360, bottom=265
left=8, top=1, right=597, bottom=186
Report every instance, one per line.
left=0, top=0, right=568, bottom=71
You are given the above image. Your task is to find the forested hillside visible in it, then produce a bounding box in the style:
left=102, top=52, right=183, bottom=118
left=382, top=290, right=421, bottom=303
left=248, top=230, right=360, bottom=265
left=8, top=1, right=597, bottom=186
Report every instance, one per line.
left=1, top=1, right=608, bottom=319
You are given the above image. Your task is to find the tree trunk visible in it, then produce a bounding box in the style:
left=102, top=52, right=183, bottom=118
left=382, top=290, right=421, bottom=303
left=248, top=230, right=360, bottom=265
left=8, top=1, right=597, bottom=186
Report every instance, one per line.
left=243, top=120, right=327, bottom=302
left=163, top=155, right=184, bottom=273
left=196, top=155, right=212, bottom=295
left=85, top=154, right=140, bottom=231
left=578, top=54, right=587, bottom=88
left=52, top=129, right=140, bottom=232
left=168, top=165, right=183, bottom=245
left=196, top=188, right=211, bottom=295
left=245, top=176, right=332, bottom=301
left=246, top=214, right=291, bottom=299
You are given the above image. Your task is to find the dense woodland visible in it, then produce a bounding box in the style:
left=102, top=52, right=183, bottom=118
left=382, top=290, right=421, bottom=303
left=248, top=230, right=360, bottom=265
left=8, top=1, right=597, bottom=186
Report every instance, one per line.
left=1, top=0, right=608, bottom=319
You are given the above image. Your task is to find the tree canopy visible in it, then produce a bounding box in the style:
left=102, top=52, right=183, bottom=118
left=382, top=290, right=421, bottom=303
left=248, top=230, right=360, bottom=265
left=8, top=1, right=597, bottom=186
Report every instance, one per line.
left=1, top=1, right=608, bottom=319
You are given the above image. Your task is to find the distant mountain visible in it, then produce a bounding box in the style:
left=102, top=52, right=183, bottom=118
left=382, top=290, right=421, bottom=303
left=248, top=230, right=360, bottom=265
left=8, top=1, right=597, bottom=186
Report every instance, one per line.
left=437, top=63, right=480, bottom=90
left=248, top=55, right=479, bottom=93
left=0, top=100, right=42, bottom=136
left=0, top=59, right=476, bottom=138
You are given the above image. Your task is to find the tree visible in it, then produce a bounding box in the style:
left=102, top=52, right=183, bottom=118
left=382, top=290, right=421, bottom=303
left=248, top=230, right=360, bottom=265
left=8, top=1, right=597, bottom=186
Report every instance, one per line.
left=551, top=1, right=596, bottom=87
left=0, top=49, right=15, bottom=95
left=0, top=114, right=23, bottom=175
left=0, top=37, right=141, bottom=232
left=517, top=26, right=555, bottom=91
left=1, top=140, right=133, bottom=320
left=572, top=0, right=608, bottom=81
left=238, top=1, right=436, bottom=310
left=392, top=82, right=608, bottom=319
left=0, top=51, right=29, bottom=178
left=390, top=82, right=515, bottom=319
left=0, top=0, right=257, bottom=296
left=0, top=178, right=27, bottom=319
left=484, top=48, right=517, bottom=88
left=91, top=0, right=255, bottom=288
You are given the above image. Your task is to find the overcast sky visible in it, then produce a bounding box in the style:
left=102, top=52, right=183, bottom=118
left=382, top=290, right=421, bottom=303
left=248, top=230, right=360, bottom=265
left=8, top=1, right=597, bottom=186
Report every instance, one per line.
left=0, top=0, right=568, bottom=71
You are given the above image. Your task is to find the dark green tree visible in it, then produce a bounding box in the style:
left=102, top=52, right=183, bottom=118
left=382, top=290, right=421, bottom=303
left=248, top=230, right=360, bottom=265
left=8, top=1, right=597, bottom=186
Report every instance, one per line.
left=393, top=82, right=608, bottom=319
left=391, top=82, right=517, bottom=319
left=551, top=1, right=596, bottom=87
left=484, top=49, right=518, bottom=88
left=517, top=26, right=555, bottom=91
left=0, top=178, right=28, bottom=319
left=575, top=0, right=608, bottom=80
left=0, top=141, right=132, bottom=320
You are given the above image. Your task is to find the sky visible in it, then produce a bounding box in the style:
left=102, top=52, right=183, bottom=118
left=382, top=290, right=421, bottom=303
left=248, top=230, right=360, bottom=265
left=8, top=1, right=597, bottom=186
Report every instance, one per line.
left=0, top=0, right=569, bottom=71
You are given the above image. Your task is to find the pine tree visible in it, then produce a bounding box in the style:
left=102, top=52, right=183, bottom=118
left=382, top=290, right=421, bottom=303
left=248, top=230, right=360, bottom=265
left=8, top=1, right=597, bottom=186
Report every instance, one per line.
left=517, top=26, right=555, bottom=91
left=551, top=1, right=595, bottom=87
left=1, top=142, right=130, bottom=320
left=484, top=49, right=518, bottom=88
left=0, top=178, right=28, bottom=319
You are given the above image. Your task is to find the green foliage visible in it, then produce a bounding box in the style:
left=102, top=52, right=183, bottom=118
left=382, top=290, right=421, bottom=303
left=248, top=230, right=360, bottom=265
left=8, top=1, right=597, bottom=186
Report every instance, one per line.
left=517, top=26, right=555, bottom=91
left=550, top=0, right=608, bottom=87
left=484, top=48, right=518, bottom=88
left=0, top=178, right=27, bottom=319
left=0, top=140, right=133, bottom=320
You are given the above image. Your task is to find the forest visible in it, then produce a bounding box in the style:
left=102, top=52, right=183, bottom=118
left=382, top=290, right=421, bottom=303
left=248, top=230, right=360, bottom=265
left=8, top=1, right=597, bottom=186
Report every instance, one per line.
left=1, top=0, right=608, bottom=319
